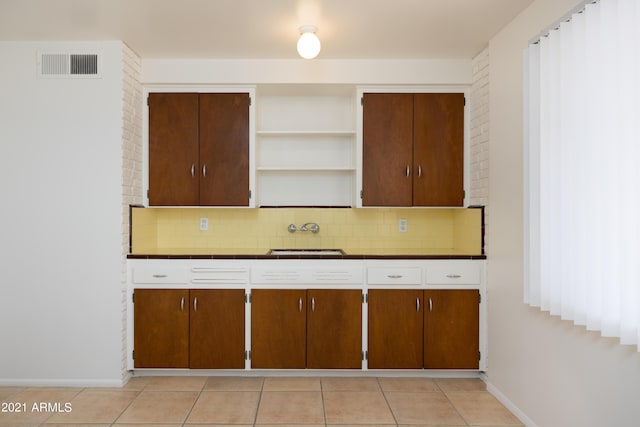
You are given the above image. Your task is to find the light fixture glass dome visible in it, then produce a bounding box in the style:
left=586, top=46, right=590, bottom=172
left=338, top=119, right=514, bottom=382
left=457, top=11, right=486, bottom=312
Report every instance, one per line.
left=297, top=26, right=321, bottom=59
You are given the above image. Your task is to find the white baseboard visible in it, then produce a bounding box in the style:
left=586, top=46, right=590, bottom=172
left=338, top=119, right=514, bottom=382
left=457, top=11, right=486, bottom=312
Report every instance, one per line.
left=481, top=373, right=538, bottom=427
left=0, top=378, right=125, bottom=387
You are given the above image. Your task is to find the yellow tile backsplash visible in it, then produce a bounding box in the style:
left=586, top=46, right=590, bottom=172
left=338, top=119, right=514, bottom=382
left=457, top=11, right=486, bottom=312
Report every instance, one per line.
left=130, top=207, right=483, bottom=256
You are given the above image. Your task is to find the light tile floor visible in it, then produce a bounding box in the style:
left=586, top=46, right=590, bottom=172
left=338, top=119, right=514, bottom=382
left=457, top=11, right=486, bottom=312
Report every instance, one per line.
left=0, top=376, right=523, bottom=426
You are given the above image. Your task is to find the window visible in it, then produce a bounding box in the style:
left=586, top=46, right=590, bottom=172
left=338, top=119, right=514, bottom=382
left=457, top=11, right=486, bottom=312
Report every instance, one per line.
left=524, top=0, right=640, bottom=351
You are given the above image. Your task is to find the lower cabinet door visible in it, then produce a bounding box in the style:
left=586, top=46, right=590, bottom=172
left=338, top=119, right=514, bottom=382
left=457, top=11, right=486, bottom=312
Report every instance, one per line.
left=424, top=289, right=479, bottom=369
left=368, top=289, right=423, bottom=369
left=307, top=289, right=362, bottom=369
left=134, top=289, right=190, bottom=368
left=251, top=289, right=306, bottom=369
left=189, top=289, right=245, bottom=369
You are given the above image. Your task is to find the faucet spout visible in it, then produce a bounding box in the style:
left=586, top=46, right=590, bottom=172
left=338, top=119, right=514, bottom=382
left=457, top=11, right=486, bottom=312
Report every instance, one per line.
left=301, top=222, right=320, bottom=233
left=287, top=222, right=320, bottom=233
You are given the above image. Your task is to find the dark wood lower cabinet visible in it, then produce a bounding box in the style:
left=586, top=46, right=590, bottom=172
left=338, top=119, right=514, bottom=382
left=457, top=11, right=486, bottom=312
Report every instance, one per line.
left=134, top=288, right=479, bottom=371
left=190, top=289, right=245, bottom=369
left=368, top=289, right=423, bottom=369
left=133, top=289, right=189, bottom=368
left=368, top=289, right=479, bottom=370
left=251, top=289, right=307, bottom=369
left=307, top=289, right=362, bottom=369
left=133, top=288, right=245, bottom=369
left=251, top=289, right=362, bottom=369
left=424, top=289, right=479, bottom=369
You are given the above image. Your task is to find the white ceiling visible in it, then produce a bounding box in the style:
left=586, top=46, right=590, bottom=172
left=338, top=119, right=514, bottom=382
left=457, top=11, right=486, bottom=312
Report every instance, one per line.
left=0, top=0, right=533, bottom=59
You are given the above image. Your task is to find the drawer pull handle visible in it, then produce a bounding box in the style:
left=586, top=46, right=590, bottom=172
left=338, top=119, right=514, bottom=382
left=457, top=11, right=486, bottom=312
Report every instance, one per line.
left=429, top=297, right=433, bottom=312
left=193, top=297, right=198, bottom=312
left=311, top=297, right=316, bottom=313
left=191, top=164, right=195, bottom=177
left=202, top=164, right=207, bottom=177
left=387, top=274, right=403, bottom=279
left=405, top=165, right=410, bottom=177
left=152, top=274, right=167, bottom=278
left=180, top=297, right=185, bottom=312
left=416, top=298, right=420, bottom=312
left=446, top=274, right=462, bottom=279
left=298, top=298, right=303, bottom=312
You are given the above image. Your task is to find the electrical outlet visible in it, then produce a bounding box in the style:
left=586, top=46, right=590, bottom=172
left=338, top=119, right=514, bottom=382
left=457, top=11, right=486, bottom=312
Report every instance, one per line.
left=399, top=218, right=408, bottom=232
left=199, top=218, right=208, bottom=231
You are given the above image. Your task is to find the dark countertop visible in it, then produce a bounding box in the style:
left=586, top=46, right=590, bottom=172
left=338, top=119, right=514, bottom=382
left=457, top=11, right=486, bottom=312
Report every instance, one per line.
left=127, top=253, right=486, bottom=260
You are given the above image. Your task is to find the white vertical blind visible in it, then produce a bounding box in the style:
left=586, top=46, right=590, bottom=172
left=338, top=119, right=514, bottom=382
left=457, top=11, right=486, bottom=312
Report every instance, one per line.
left=524, top=0, right=640, bottom=351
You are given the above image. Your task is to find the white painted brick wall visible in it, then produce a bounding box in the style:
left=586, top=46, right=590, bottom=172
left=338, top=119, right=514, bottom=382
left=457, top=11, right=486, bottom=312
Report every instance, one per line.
left=120, top=43, right=142, bottom=382
left=470, top=47, right=489, bottom=252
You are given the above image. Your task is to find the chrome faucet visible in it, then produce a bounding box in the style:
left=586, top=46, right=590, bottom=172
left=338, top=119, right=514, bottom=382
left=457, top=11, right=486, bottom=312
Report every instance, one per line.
left=288, top=222, right=320, bottom=233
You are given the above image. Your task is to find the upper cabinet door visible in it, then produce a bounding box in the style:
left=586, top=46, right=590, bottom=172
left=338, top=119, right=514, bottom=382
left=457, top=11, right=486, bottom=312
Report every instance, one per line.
left=361, top=91, right=465, bottom=207
left=148, top=92, right=251, bottom=207
left=413, top=93, right=464, bottom=206
left=362, top=93, right=414, bottom=206
left=199, top=93, right=250, bottom=206
left=148, top=93, right=200, bottom=206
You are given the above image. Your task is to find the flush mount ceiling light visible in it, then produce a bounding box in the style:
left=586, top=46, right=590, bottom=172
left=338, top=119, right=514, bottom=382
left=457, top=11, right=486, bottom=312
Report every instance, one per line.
left=297, top=25, right=321, bottom=59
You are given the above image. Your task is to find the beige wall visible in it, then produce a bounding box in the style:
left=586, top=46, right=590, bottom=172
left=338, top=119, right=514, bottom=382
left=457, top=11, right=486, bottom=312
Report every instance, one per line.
left=486, top=0, right=640, bottom=426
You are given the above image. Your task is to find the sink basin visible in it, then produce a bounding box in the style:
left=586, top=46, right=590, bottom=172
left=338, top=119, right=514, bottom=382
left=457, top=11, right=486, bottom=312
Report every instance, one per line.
left=268, top=249, right=345, bottom=256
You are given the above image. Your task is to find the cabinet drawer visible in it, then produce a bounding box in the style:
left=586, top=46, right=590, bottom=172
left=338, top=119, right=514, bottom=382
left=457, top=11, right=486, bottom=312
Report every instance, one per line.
left=367, top=267, right=422, bottom=285
left=425, top=262, right=481, bottom=285
left=251, top=266, right=362, bottom=284
left=133, top=267, right=189, bottom=284
left=190, top=267, right=249, bottom=285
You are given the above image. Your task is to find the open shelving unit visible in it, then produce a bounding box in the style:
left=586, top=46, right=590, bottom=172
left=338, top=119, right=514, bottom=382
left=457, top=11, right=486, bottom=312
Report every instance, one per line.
left=255, top=85, right=357, bottom=207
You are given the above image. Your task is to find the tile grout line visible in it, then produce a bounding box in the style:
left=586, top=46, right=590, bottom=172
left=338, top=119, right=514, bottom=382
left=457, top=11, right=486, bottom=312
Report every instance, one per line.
left=180, top=380, right=207, bottom=425
left=435, top=380, right=471, bottom=427
left=376, top=377, right=400, bottom=427
left=252, top=376, right=265, bottom=426
left=319, top=377, right=327, bottom=427
left=110, top=378, right=148, bottom=426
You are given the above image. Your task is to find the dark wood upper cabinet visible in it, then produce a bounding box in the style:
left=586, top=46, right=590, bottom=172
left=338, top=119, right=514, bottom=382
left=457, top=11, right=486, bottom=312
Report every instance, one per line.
left=362, top=93, right=414, bottom=206
left=199, top=93, right=250, bottom=206
left=148, top=92, right=250, bottom=206
left=362, top=92, right=464, bottom=207
left=413, top=93, right=464, bottom=206
left=148, top=93, right=200, bottom=206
